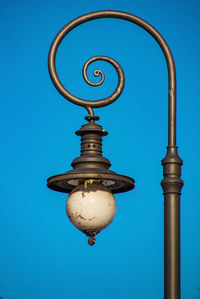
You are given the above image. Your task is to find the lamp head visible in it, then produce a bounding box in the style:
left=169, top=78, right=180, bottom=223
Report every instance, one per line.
left=47, top=117, right=134, bottom=245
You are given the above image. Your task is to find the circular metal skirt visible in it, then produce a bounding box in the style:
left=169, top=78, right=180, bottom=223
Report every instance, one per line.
left=47, top=171, right=135, bottom=194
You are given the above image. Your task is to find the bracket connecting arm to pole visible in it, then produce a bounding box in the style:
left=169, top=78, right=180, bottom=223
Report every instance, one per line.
left=48, top=11, right=183, bottom=299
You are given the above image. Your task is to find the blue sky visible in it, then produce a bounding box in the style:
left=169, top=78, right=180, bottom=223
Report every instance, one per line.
left=0, top=0, right=200, bottom=298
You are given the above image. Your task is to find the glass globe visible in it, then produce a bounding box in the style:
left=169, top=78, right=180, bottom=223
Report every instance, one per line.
left=66, top=180, right=116, bottom=245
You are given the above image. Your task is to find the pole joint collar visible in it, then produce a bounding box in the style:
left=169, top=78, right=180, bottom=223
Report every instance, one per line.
left=161, top=146, right=184, bottom=195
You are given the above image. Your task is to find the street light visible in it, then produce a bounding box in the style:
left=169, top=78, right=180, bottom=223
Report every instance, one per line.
left=47, top=11, right=183, bottom=299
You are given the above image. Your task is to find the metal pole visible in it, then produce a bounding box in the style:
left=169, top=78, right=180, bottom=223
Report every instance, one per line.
left=164, top=193, right=180, bottom=298
left=162, top=146, right=183, bottom=299
left=48, top=10, right=184, bottom=298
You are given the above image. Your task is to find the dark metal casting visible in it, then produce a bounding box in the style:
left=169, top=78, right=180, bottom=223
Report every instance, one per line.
left=47, top=10, right=183, bottom=299
left=47, top=120, right=135, bottom=193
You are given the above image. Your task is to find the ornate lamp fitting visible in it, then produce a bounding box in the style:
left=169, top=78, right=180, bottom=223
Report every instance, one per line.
left=47, top=117, right=135, bottom=194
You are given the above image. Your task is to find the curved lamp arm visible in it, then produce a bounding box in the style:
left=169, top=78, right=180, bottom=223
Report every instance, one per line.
left=48, top=10, right=176, bottom=146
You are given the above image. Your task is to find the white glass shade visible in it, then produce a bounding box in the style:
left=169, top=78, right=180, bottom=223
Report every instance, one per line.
left=66, top=181, right=116, bottom=239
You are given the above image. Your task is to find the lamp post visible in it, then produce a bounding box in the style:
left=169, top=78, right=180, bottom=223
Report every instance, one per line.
left=47, top=10, right=183, bottom=299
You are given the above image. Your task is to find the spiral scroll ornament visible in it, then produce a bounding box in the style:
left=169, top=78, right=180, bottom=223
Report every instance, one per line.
left=49, top=51, right=124, bottom=115
left=48, top=19, right=126, bottom=116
